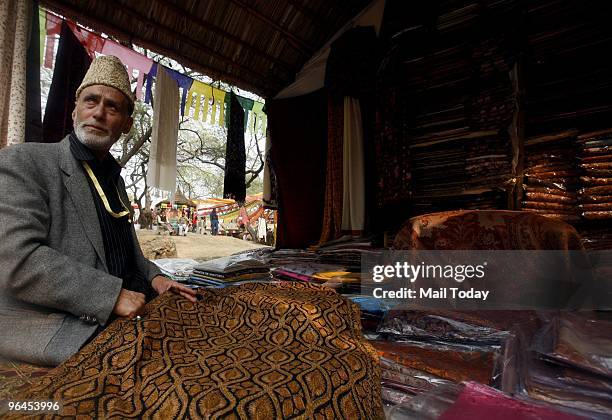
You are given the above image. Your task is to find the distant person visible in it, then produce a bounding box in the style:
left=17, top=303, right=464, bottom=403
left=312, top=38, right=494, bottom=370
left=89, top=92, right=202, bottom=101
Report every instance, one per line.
left=210, top=208, right=219, bottom=235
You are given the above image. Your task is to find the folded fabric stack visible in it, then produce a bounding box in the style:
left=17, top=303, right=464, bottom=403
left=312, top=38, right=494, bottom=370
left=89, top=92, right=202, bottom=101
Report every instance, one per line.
left=410, top=133, right=512, bottom=215
left=264, top=249, right=318, bottom=266
left=505, top=312, right=612, bottom=418
left=189, top=254, right=271, bottom=287
left=522, top=133, right=580, bottom=223
left=152, top=258, right=199, bottom=282
left=270, top=262, right=347, bottom=283
left=577, top=130, right=612, bottom=221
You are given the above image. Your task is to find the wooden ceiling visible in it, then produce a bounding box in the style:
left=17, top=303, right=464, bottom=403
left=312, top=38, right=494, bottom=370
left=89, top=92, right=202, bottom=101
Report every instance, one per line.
left=41, top=0, right=372, bottom=98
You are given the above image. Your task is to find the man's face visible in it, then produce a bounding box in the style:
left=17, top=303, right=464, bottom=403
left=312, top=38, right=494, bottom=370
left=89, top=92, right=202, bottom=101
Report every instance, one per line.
left=72, top=85, right=133, bottom=154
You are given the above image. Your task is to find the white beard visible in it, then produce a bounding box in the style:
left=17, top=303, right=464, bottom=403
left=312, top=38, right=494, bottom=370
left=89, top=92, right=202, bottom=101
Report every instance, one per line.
left=73, top=119, right=116, bottom=152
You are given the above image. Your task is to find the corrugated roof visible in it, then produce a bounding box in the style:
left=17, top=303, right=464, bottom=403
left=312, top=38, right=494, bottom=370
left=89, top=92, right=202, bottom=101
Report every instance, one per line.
left=41, top=0, right=372, bottom=97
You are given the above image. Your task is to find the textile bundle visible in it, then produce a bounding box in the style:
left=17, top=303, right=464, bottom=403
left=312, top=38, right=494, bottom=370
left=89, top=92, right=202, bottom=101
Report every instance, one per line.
left=521, top=132, right=580, bottom=223
left=11, top=283, right=383, bottom=419
left=577, top=130, right=612, bottom=221
left=374, top=13, right=515, bottom=224
left=503, top=312, right=612, bottom=417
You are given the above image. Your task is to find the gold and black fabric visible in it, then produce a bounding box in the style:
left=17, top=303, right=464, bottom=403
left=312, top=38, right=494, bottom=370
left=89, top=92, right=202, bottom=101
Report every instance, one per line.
left=12, top=283, right=383, bottom=419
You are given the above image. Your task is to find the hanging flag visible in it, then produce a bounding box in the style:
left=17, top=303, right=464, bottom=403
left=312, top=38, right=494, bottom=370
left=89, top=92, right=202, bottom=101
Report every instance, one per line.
left=236, top=96, right=254, bottom=131
left=184, top=81, right=228, bottom=127
left=211, top=87, right=226, bottom=127
left=184, top=80, right=212, bottom=122
left=251, top=101, right=267, bottom=137
left=101, top=41, right=153, bottom=100
left=145, top=64, right=193, bottom=115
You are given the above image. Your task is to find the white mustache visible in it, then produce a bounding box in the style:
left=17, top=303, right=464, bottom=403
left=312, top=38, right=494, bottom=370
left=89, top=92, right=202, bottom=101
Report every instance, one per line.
left=78, top=122, right=108, bottom=134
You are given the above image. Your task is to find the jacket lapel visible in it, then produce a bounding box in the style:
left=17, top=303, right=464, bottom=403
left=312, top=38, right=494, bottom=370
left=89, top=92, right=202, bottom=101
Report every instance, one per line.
left=58, top=138, right=108, bottom=270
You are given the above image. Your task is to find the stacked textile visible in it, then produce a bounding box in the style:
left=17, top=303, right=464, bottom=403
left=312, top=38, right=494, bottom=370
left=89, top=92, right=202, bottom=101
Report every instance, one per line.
left=577, top=130, right=612, bottom=221
left=270, top=263, right=362, bottom=297
left=189, top=254, right=271, bottom=287
left=152, top=258, right=199, bottom=282
left=522, top=133, right=580, bottom=223
left=265, top=249, right=318, bottom=266
left=505, top=312, right=612, bottom=418
left=410, top=133, right=512, bottom=215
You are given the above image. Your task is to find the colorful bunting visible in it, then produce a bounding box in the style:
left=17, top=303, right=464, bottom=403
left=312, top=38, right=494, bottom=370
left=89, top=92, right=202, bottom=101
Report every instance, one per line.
left=41, top=9, right=266, bottom=134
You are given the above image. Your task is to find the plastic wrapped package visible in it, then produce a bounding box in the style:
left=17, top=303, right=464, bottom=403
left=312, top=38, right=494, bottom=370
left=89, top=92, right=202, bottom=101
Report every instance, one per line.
left=381, top=357, right=451, bottom=392
left=346, top=295, right=394, bottom=333
left=580, top=185, right=612, bottom=196
left=522, top=356, right=612, bottom=416
left=504, top=313, right=612, bottom=417
left=522, top=201, right=576, bottom=211
left=377, top=310, right=538, bottom=345
left=524, top=191, right=576, bottom=204
left=524, top=177, right=572, bottom=191
left=537, top=312, right=612, bottom=378
left=370, top=340, right=501, bottom=384
left=388, top=381, right=587, bottom=419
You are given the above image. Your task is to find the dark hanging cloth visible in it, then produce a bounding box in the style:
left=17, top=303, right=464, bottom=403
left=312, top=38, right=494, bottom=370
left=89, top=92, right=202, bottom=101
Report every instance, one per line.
left=223, top=92, right=246, bottom=204
left=324, top=26, right=380, bottom=97
left=25, top=0, right=42, bottom=143
left=319, top=93, right=344, bottom=244
left=268, top=89, right=327, bottom=249
left=42, top=21, right=91, bottom=143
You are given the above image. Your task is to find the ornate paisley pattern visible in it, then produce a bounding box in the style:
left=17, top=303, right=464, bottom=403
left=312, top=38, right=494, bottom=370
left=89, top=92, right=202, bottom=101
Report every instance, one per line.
left=394, top=210, right=583, bottom=250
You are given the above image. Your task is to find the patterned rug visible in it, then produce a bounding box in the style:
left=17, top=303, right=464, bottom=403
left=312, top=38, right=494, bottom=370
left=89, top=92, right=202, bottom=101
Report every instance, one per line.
left=0, top=358, right=51, bottom=400
left=10, top=283, right=383, bottom=419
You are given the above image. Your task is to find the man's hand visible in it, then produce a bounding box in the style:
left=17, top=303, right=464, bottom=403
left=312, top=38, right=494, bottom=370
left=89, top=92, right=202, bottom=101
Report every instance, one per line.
left=112, top=288, right=146, bottom=318
left=151, top=275, right=198, bottom=303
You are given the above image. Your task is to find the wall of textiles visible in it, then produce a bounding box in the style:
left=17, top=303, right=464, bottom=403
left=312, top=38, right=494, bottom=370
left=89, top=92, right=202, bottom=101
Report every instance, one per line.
left=520, top=1, right=612, bottom=250
left=372, top=0, right=612, bottom=248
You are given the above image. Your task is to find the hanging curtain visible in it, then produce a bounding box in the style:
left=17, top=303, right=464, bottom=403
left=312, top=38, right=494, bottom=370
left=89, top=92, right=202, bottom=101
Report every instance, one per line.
left=42, top=21, right=91, bottom=143
left=0, top=0, right=32, bottom=148
left=268, top=90, right=327, bottom=249
left=147, top=66, right=179, bottom=197
left=341, top=97, right=365, bottom=235
left=223, top=92, right=246, bottom=204
left=319, top=93, right=344, bottom=243
left=262, top=126, right=278, bottom=209
left=25, top=0, right=42, bottom=143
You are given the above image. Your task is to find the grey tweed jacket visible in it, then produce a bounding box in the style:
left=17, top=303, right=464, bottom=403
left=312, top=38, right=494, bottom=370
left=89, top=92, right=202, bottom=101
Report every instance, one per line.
left=0, top=136, right=161, bottom=366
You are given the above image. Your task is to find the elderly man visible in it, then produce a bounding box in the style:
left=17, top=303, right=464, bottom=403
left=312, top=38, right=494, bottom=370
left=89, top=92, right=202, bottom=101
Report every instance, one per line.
left=0, top=56, right=196, bottom=366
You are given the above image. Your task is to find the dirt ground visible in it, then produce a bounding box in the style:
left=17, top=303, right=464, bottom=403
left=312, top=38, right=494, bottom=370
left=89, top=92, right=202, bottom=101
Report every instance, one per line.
left=136, top=229, right=268, bottom=262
